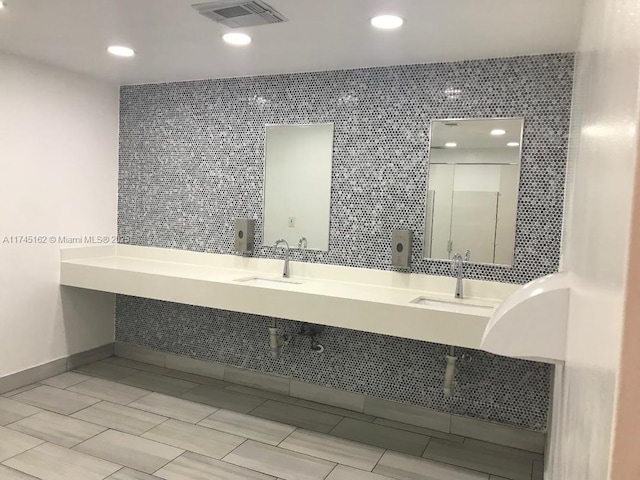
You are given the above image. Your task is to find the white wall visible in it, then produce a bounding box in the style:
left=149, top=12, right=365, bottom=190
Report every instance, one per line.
left=550, top=0, right=640, bottom=477
left=0, top=52, right=119, bottom=378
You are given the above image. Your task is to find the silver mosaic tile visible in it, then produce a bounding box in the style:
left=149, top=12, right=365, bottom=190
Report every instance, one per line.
left=116, top=296, right=551, bottom=431
left=116, top=53, right=572, bottom=431
left=118, top=54, right=572, bottom=283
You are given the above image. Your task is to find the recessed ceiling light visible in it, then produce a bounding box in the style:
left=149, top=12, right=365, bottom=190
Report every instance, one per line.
left=371, top=15, right=404, bottom=29
left=507, top=142, right=520, bottom=147
left=107, top=46, right=135, bottom=57
left=222, top=33, right=252, bottom=46
left=491, top=129, right=506, bottom=136
left=445, top=142, right=457, bottom=148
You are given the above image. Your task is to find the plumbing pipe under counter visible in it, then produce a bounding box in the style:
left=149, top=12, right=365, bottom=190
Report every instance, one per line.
left=60, top=244, right=519, bottom=352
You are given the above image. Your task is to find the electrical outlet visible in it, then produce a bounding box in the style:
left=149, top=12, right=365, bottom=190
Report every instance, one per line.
left=288, top=217, right=295, bottom=227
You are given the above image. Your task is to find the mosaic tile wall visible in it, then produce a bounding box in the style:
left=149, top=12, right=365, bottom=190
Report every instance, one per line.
left=116, top=295, right=551, bottom=431
left=117, top=53, right=574, bottom=431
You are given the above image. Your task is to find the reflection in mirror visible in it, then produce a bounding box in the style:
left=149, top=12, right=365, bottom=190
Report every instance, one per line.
left=423, top=118, right=524, bottom=266
left=263, top=124, right=334, bottom=251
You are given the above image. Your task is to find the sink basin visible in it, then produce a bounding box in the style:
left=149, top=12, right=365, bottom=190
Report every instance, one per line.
left=235, top=276, right=303, bottom=287
left=410, top=296, right=495, bottom=309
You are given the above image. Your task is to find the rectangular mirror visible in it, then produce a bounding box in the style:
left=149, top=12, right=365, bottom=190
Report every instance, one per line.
left=263, top=123, right=334, bottom=251
left=423, top=118, right=524, bottom=266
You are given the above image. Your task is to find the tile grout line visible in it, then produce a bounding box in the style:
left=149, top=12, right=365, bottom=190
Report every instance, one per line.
left=69, top=361, right=540, bottom=475
left=138, top=416, right=172, bottom=436
left=220, top=437, right=250, bottom=462
left=0, top=436, right=45, bottom=467
left=98, top=355, right=550, bottom=444
left=275, top=426, right=299, bottom=447
left=420, top=435, right=433, bottom=457
left=150, top=448, right=187, bottom=477
left=369, top=447, right=388, bottom=474
left=72, top=426, right=120, bottom=451
left=2, top=405, right=45, bottom=428
left=322, top=462, right=339, bottom=480
left=3, top=362, right=538, bottom=480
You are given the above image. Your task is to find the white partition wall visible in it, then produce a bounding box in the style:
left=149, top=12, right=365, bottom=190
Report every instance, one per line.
left=550, top=0, right=640, bottom=478
left=0, top=52, right=119, bottom=378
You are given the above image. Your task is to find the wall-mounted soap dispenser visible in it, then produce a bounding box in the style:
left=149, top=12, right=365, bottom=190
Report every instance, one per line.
left=235, top=218, right=255, bottom=253
left=392, top=229, right=413, bottom=269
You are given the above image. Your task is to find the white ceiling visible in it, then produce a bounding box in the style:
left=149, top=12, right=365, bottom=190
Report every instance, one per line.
left=0, top=0, right=584, bottom=85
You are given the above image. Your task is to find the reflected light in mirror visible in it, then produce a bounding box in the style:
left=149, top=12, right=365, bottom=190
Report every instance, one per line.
left=222, top=33, right=252, bottom=46
left=108, top=46, right=135, bottom=57
left=371, top=15, right=404, bottom=29
left=445, top=142, right=457, bottom=148
left=507, top=142, right=520, bottom=147
left=491, top=129, right=507, bottom=136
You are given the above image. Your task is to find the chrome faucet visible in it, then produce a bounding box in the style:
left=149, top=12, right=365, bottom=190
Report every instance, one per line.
left=298, top=237, right=307, bottom=249
left=451, top=253, right=465, bottom=299
left=274, top=239, right=290, bottom=278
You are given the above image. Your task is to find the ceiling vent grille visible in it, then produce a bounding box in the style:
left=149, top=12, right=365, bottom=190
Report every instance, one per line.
left=192, top=0, right=287, bottom=28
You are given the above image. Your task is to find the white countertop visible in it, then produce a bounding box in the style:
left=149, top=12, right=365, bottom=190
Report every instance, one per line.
left=60, top=245, right=519, bottom=348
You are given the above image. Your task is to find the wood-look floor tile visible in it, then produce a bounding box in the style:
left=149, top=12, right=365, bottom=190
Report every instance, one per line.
left=1, top=384, right=41, bottom=398
left=326, top=465, right=394, bottom=480
left=181, top=384, right=266, bottom=413
left=0, top=397, right=41, bottom=426
left=107, top=467, right=163, bottom=479
left=5, top=442, right=121, bottom=480
left=279, top=429, right=384, bottom=471
left=155, top=451, right=276, bottom=480
left=8, top=411, right=106, bottom=448
left=330, top=418, right=430, bottom=456
left=250, top=400, right=342, bottom=433
left=422, top=439, right=532, bottom=480
left=40, top=372, right=91, bottom=389
left=0, top=464, right=39, bottom=479
left=142, top=419, right=245, bottom=459
left=78, top=361, right=139, bottom=381
left=223, top=439, right=336, bottom=480
left=12, top=385, right=100, bottom=415
left=74, top=429, right=184, bottom=474
left=0, top=426, right=44, bottom=462
left=374, top=450, right=489, bottom=480
left=69, top=378, right=150, bottom=405
left=129, top=392, right=218, bottom=424
left=119, top=372, right=197, bottom=396
left=72, top=401, right=167, bottom=435
left=198, top=409, right=295, bottom=446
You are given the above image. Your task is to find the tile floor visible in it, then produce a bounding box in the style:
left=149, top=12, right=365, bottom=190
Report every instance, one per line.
left=0, top=357, right=544, bottom=480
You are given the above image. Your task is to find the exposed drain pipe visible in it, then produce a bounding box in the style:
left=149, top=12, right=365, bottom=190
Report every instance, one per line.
left=443, top=345, right=458, bottom=398
left=269, top=319, right=289, bottom=359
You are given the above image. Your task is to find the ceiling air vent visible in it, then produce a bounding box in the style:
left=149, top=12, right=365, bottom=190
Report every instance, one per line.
left=192, top=0, right=288, bottom=28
